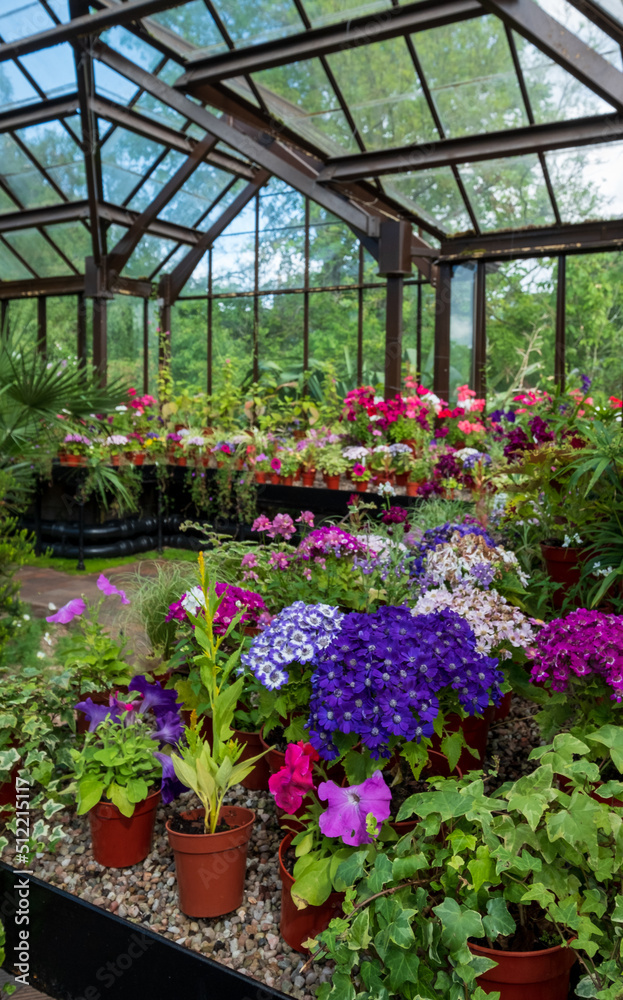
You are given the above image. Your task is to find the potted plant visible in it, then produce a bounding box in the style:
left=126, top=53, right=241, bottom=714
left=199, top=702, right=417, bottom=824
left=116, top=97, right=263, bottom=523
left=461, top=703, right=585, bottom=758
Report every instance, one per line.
left=104, top=433, right=129, bottom=467
left=164, top=563, right=269, bottom=917
left=254, top=452, right=271, bottom=484
left=407, top=452, right=434, bottom=495
left=368, top=445, right=394, bottom=485
left=71, top=676, right=184, bottom=867
left=389, top=443, right=414, bottom=486
left=277, top=449, right=300, bottom=486
left=310, top=735, right=623, bottom=1000
left=318, top=445, right=348, bottom=489
left=60, top=432, right=92, bottom=466
left=350, top=462, right=371, bottom=493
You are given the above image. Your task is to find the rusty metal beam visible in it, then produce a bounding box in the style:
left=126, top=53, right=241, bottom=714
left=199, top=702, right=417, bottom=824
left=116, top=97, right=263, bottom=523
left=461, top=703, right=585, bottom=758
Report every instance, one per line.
left=0, top=276, right=84, bottom=299
left=0, top=94, right=80, bottom=133
left=98, top=202, right=200, bottom=246
left=321, top=112, right=623, bottom=180
left=439, top=218, right=623, bottom=260
left=0, top=202, right=92, bottom=233
left=175, top=0, right=482, bottom=85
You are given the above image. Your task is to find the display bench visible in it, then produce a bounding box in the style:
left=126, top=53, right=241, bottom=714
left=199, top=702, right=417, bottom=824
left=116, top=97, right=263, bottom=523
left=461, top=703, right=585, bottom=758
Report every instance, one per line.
left=0, top=863, right=289, bottom=1000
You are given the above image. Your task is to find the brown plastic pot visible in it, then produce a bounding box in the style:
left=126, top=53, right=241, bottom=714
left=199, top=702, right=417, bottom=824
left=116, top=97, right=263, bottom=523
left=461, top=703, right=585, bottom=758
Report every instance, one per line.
left=540, top=543, right=584, bottom=608
left=494, top=690, right=513, bottom=722
left=354, top=481, right=368, bottom=493
left=270, top=472, right=280, bottom=484
left=279, top=475, right=294, bottom=486
left=278, top=834, right=344, bottom=953
left=234, top=729, right=270, bottom=791
left=301, top=470, right=316, bottom=487
left=255, top=471, right=267, bottom=484
left=395, top=472, right=409, bottom=486
left=166, top=805, right=255, bottom=918
left=89, top=789, right=160, bottom=868
left=406, top=481, right=421, bottom=496
left=430, top=708, right=494, bottom=772
left=468, top=940, right=576, bottom=1000
left=323, top=474, right=340, bottom=490
left=131, top=452, right=145, bottom=466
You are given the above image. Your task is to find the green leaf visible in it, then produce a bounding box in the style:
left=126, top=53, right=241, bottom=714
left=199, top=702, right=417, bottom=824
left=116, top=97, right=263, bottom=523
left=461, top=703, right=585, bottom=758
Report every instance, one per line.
left=367, top=852, right=393, bottom=894
left=432, top=898, right=484, bottom=963
left=440, top=731, right=463, bottom=774
left=76, top=777, right=105, bottom=815
left=386, top=944, right=421, bottom=989
left=468, top=846, right=497, bottom=892
left=348, top=908, right=372, bottom=951
left=392, top=853, right=428, bottom=880
left=335, top=850, right=368, bottom=888
left=482, top=897, right=515, bottom=940
left=291, top=855, right=333, bottom=908
left=108, top=782, right=133, bottom=818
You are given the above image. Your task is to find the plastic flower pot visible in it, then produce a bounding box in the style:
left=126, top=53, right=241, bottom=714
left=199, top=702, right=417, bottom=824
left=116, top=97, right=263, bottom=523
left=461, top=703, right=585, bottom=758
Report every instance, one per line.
left=166, top=805, right=255, bottom=918
left=110, top=455, right=121, bottom=467
left=270, top=472, right=280, bottom=484
left=279, top=475, right=294, bottom=486
left=354, top=481, right=368, bottom=493
left=395, top=472, right=409, bottom=486
left=323, top=474, right=340, bottom=490
left=468, top=940, right=576, bottom=1000
left=131, top=452, right=145, bottom=466
left=89, top=789, right=160, bottom=868
left=57, top=450, right=68, bottom=465
left=233, top=729, right=270, bottom=791
left=65, top=453, right=85, bottom=467
left=430, top=708, right=494, bottom=773
left=494, top=691, right=513, bottom=721
left=301, top=470, right=316, bottom=487
left=540, top=544, right=584, bottom=608
left=177, top=456, right=187, bottom=467
left=278, top=834, right=344, bottom=953
left=255, top=471, right=267, bottom=484
left=406, top=481, right=421, bottom=496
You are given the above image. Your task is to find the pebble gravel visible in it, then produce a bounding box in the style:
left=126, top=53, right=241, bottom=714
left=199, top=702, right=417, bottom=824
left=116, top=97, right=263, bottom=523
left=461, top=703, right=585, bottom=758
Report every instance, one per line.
left=3, top=695, right=543, bottom=999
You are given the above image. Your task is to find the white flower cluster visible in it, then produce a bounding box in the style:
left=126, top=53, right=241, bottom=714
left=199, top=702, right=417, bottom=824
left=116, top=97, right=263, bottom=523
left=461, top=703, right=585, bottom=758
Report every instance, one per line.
left=562, top=533, right=583, bottom=548
left=423, top=533, right=530, bottom=590
left=412, top=583, right=538, bottom=658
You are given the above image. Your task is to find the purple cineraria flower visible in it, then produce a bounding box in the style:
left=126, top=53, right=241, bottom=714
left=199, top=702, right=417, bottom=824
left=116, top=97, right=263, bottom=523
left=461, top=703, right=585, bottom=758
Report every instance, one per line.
left=580, top=374, right=592, bottom=394
left=470, top=561, right=496, bottom=589
left=46, top=598, right=86, bottom=624
left=153, top=751, right=186, bottom=804
left=529, top=609, right=623, bottom=702
left=151, top=710, right=184, bottom=746
left=96, top=574, right=130, bottom=605
left=74, top=697, right=124, bottom=732
left=128, top=675, right=182, bottom=719
left=242, top=601, right=344, bottom=690
left=318, top=771, right=392, bottom=845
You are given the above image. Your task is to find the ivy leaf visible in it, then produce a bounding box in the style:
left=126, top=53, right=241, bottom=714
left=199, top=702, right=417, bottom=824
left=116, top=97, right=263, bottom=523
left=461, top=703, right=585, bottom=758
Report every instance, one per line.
left=468, top=846, right=496, bottom=891
left=324, top=971, right=355, bottom=1000
left=347, top=909, right=372, bottom=951
left=367, top=852, right=393, bottom=893
left=334, top=850, right=368, bottom=888
left=440, top=731, right=463, bottom=774
left=432, top=898, right=484, bottom=963
left=386, top=944, right=421, bottom=989
left=506, top=765, right=554, bottom=831
left=482, top=897, right=515, bottom=939
left=392, top=853, right=428, bottom=881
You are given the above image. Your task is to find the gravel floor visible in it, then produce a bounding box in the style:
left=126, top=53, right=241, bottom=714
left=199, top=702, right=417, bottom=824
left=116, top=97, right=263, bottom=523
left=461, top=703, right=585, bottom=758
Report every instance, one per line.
left=3, top=695, right=543, bottom=1000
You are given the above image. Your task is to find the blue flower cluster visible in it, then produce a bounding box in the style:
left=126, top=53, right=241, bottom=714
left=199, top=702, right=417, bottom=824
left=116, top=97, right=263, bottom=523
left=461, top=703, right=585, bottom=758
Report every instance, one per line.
left=241, top=601, right=344, bottom=690
left=307, top=605, right=502, bottom=759
left=410, top=521, right=497, bottom=578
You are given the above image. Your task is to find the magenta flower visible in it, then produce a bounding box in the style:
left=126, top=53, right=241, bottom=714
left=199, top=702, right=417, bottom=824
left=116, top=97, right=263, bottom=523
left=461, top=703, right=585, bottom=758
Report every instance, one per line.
left=46, top=597, right=86, bottom=624
left=97, top=574, right=130, bottom=605
left=318, top=771, right=391, bottom=845
left=296, top=510, right=315, bottom=528
left=268, top=742, right=319, bottom=813
left=352, top=463, right=366, bottom=477
left=270, top=456, right=282, bottom=473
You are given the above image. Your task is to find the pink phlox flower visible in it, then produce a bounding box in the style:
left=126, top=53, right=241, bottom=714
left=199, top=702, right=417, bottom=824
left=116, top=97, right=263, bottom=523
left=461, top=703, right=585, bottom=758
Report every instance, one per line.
left=296, top=511, right=315, bottom=528
left=46, top=597, right=86, bottom=624
left=252, top=514, right=272, bottom=533
left=318, top=771, right=392, bottom=846
left=268, top=513, right=295, bottom=540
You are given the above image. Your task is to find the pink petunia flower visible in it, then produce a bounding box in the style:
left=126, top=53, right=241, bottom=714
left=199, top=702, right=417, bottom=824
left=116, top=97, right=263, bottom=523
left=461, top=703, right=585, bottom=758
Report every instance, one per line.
left=268, top=742, right=319, bottom=812
left=46, top=598, right=87, bottom=624
left=97, top=574, right=130, bottom=605
left=318, top=771, right=392, bottom=845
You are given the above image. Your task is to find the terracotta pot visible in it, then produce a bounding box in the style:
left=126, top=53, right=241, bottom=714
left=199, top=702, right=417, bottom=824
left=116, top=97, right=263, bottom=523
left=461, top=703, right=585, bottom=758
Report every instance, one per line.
left=57, top=450, right=68, bottom=464
left=279, top=834, right=344, bottom=953
left=234, top=729, right=270, bottom=791
left=301, top=470, right=316, bottom=487
left=373, top=472, right=394, bottom=486
left=201, top=456, right=210, bottom=467
left=129, top=452, right=145, bottom=466
left=540, top=543, right=584, bottom=608
left=177, top=455, right=187, bottom=467
left=255, top=471, right=267, bottom=484
left=89, top=789, right=160, bottom=868
left=279, top=475, right=294, bottom=486
left=395, top=472, right=409, bottom=487
left=406, top=481, right=421, bottom=497
left=65, top=453, right=86, bottom=467
left=494, top=690, right=513, bottom=722
left=431, top=708, right=494, bottom=772
left=270, top=472, right=280, bottom=484
left=323, top=474, right=340, bottom=490
left=110, top=454, right=120, bottom=467
left=354, top=481, right=368, bottom=493
left=468, top=940, right=576, bottom=1000
left=166, top=805, right=255, bottom=918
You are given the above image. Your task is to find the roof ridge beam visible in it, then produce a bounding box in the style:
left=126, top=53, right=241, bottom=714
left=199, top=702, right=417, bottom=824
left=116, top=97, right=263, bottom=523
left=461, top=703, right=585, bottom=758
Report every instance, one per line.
left=0, top=94, right=80, bottom=133
left=439, top=218, right=623, bottom=260
left=477, top=0, right=623, bottom=113
left=175, top=0, right=482, bottom=86
left=320, top=111, right=623, bottom=180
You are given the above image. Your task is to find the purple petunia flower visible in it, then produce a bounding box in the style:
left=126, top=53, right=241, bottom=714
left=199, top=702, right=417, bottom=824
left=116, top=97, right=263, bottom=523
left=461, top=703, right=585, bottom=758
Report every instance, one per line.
left=318, top=771, right=392, bottom=845
left=74, top=697, right=124, bottom=732
left=151, top=710, right=184, bottom=746
left=153, top=751, right=186, bottom=804
left=128, top=676, right=182, bottom=720
left=46, top=598, right=86, bottom=624
left=96, top=574, right=130, bottom=605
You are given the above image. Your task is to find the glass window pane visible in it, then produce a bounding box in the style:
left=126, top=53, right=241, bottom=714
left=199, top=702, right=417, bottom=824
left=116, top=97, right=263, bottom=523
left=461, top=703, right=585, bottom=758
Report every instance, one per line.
left=486, top=258, right=556, bottom=394
left=0, top=133, right=62, bottom=208
left=533, top=0, right=622, bottom=68
left=100, top=126, right=167, bottom=205
left=159, top=163, right=235, bottom=227
left=196, top=178, right=248, bottom=231
left=16, top=118, right=86, bottom=201
left=8, top=299, right=37, bottom=350
left=211, top=231, right=255, bottom=293
left=259, top=228, right=305, bottom=289
left=0, top=60, right=40, bottom=111
left=100, top=26, right=164, bottom=72
left=179, top=250, right=208, bottom=295
left=259, top=179, right=305, bottom=228
left=149, top=1, right=227, bottom=54
left=94, top=61, right=140, bottom=105
left=107, top=296, right=145, bottom=388
left=213, top=0, right=304, bottom=46
left=0, top=240, right=32, bottom=280
left=0, top=185, right=20, bottom=215
left=43, top=223, right=92, bottom=271
left=544, top=143, right=623, bottom=223
left=566, top=252, right=623, bottom=397
left=327, top=37, right=438, bottom=150
left=259, top=294, right=302, bottom=372
left=361, top=287, right=385, bottom=387
left=309, top=290, right=358, bottom=383
left=211, top=298, right=253, bottom=392
left=0, top=2, right=54, bottom=42
left=47, top=296, right=78, bottom=357
left=133, top=91, right=188, bottom=130
left=309, top=222, right=359, bottom=286
left=403, top=282, right=435, bottom=387
left=416, top=17, right=528, bottom=137
left=170, top=300, right=208, bottom=391
left=125, top=149, right=186, bottom=212
left=458, top=155, right=555, bottom=231
left=3, top=228, right=72, bottom=276
left=253, top=60, right=359, bottom=154
left=121, top=234, right=179, bottom=278
left=19, top=43, right=76, bottom=98
left=449, top=264, right=474, bottom=401
left=514, top=33, right=615, bottom=121
left=303, top=0, right=391, bottom=27
left=383, top=169, right=472, bottom=236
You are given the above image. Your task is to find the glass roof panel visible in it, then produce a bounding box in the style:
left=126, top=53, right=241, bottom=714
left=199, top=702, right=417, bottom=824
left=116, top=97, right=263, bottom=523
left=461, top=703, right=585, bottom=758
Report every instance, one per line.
left=212, top=0, right=304, bottom=46
left=126, top=149, right=187, bottom=212
left=0, top=60, right=40, bottom=112
left=16, top=118, right=86, bottom=201
left=0, top=2, right=54, bottom=42
left=99, top=26, right=165, bottom=72
left=93, top=60, right=140, bottom=105
left=0, top=187, right=19, bottom=214
left=253, top=60, right=360, bottom=154
left=158, top=163, right=234, bottom=227
left=0, top=133, right=62, bottom=209
left=458, top=154, right=556, bottom=230
left=545, top=142, right=623, bottom=222
left=303, top=0, right=391, bottom=28
left=585, top=0, right=623, bottom=25
left=121, top=233, right=180, bottom=278
left=197, top=177, right=249, bottom=230
left=220, top=77, right=261, bottom=108
left=42, top=222, right=92, bottom=270
left=100, top=126, right=168, bottom=206
left=148, top=1, right=227, bottom=54
left=0, top=239, right=32, bottom=279
left=18, top=43, right=76, bottom=98
left=260, top=179, right=305, bottom=228
left=533, top=0, right=622, bottom=68
left=47, top=0, right=69, bottom=21
left=382, top=169, right=472, bottom=235
left=3, top=228, right=72, bottom=276
left=327, top=37, right=439, bottom=150
left=415, top=16, right=528, bottom=137
left=514, top=32, right=616, bottom=121
left=133, top=90, right=188, bottom=129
